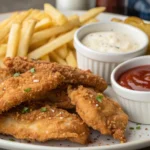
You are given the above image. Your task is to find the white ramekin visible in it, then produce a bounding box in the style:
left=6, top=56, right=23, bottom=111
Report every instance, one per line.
left=111, top=56, right=150, bottom=124
left=74, top=22, right=149, bottom=84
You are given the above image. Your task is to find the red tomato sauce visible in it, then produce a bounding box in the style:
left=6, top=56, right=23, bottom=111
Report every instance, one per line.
left=118, top=65, right=150, bottom=91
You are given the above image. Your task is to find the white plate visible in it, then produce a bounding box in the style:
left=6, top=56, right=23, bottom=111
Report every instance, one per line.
left=0, top=11, right=150, bottom=150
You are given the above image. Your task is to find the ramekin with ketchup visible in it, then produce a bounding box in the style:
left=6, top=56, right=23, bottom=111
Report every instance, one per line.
left=111, top=56, right=150, bottom=124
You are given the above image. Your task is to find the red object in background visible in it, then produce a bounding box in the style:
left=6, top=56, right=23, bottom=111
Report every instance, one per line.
left=96, top=0, right=126, bottom=14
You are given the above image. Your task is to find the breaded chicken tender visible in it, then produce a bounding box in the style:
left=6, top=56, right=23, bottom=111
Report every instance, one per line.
left=44, top=88, right=74, bottom=109
left=68, top=86, right=128, bottom=143
left=0, top=68, right=13, bottom=83
left=0, top=70, right=64, bottom=113
left=0, top=68, right=73, bottom=110
left=30, top=87, right=74, bottom=110
left=0, top=105, right=89, bottom=144
left=4, top=57, right=107, bottom=92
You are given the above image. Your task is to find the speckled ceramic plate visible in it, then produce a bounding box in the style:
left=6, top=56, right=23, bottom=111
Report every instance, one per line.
left=0, top=11, right=149, bottom=150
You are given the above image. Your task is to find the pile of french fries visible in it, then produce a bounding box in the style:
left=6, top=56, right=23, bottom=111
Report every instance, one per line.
left=0, top=3, right=105, bottom=67
left=112, top=17, right=150, bottom=54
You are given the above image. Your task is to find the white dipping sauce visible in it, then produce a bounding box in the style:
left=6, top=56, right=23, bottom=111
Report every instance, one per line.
left=81, top=32, right=139, bottom=53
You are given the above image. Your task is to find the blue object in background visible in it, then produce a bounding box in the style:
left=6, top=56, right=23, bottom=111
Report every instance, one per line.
left=128, top=0, right=150, bottom=20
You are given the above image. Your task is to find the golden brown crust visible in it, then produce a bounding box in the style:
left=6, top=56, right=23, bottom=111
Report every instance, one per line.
left=4, top=57, right=107, bottom=92
left=0, top=67, right=73, bottom=110
left=0, top=70, right=64, bottom=113
left=43, top=88, right=74, bottom=109
left=0, top=105, right=89, bottom=144
left=68, top=85, right=128, bottom=143
left=0, top=68, right=13, bottom=83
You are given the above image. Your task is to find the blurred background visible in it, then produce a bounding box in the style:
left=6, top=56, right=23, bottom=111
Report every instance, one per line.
left=0, top=0, right=150, bottom=20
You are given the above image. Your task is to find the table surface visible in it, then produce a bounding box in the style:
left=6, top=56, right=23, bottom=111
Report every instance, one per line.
left=0, top=0, right=149, bottom=149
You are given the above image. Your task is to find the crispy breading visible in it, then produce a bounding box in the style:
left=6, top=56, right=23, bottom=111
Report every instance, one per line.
left=29, top=87, right=74, bottom=110
left=68, top=86, right=128, bottom=143
left=44, top=88, right=74, bottom=109
left=4, top=57, right=107, bottom=92
left=0, top=70, right=64, bottom=113
left=0, top=105, right=89, bottom=144
left=0, top=68, right=73, bottom=110
left=0, top=68, right=13, bottom=83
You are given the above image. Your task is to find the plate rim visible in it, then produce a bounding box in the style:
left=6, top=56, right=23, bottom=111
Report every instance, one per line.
left=0, top=11, right=149, bottom=150
left=0, top=136, right=149, bottom=150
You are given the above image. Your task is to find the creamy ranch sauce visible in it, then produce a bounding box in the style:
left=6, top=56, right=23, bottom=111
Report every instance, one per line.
left=81, top=32, right=139, bottom=53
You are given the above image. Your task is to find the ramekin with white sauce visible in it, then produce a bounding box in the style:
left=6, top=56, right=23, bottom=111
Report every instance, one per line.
left=74, top=22, right=148, bottom=83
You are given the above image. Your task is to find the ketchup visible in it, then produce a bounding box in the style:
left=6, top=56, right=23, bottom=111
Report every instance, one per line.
left=118, top=65, right=150, bottom=91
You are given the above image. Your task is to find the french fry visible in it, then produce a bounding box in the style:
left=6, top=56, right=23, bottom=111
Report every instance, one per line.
left=56, top=45, right=68, bottom=59
left=30, top=36, right=55, bottom=51
left=30, top=39, right=49, bottom=51
left=44, top=3, right=68, bottom=25
left=68, top=40, right=74, bottom=50
left=111, top=18, right=123, bottom=23
left=17, top=19, right=36, bottom=57
left=31, top=16, right=80, bottom=46
left=35, top=18, right=52, bottom=32
left=83, top=18, right=98, bottom=25
left=15, top=9, right=33, bottom=23
left=25, top=9, right=41, bottom=21
left=50, top=52, right=67, bottom=65
left=125, top=17, right=144, bottom=24
left=0, top=10, right=31, bottom=44
left=35, top=12, right=50, bottom=20
left=6, top=23, right=21, bottom=57
left=0, top=35, right=8, bottom=44
left=66, top=49, right=77, bottom=67
left=0, top=14, right=19, bottom=43
left=68, top=15, right=79, bottom=20
left=0, top=44, right=7, bottom=57
left=0, top=12, right=18, bottom=30
left=28, top=28, right=77, bottom=59
left=80, top=7, right=105, bottom=24
left=48, top=36, right=55, bottom=42
left=41, top=55, right=50, bottom=62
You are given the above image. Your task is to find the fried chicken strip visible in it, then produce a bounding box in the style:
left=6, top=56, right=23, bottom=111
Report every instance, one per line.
left=0, top=68, right=13, bottom=83
left=68, top=86, right=128, bottom=142
left=29, top=87, right=74, bottom=110
left=43, top=88, right=74, bottom=109
left=0, top=105, right=89, bottom=144
left=0, top=68, right=73, bottom=110
left=4, top=57, right=107, bottom=92
left=0, top=70, right=64, bottom=113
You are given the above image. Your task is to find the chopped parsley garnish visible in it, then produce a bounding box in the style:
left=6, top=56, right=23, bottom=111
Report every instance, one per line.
left=96, top=94, right=103, bottom=103
left=13, top=72, right=20, bottom=77
left=129, top=127, right=134, bottom=130
left=136, top=126, right=141, bottom=130
left=30, top=68, right=35, bottom=73
left=24, top=88, right=31, bottom=93
left=41, top=107, right=47, bottom=112
left=22, top=107, right=30, bottom=114
left=136, top=123, right=141, bottom=125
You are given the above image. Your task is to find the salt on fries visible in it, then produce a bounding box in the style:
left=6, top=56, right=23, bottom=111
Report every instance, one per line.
left=112, top=17, right=150, bottom=54
left=0, top=3, right=105, bottom=67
